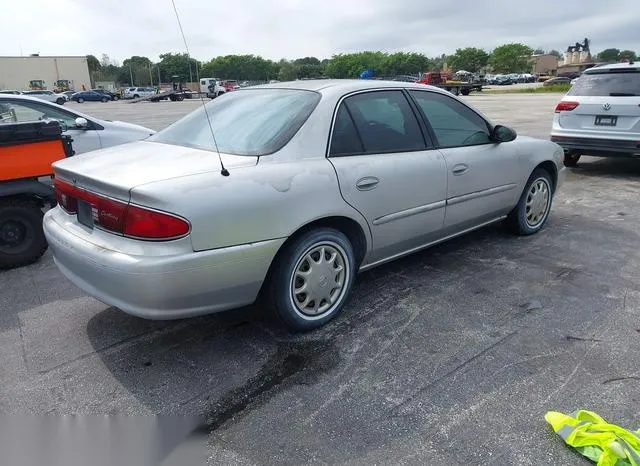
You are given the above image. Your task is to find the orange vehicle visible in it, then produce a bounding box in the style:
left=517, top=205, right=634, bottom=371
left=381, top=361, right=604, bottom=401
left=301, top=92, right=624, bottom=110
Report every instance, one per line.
left=0, top=119, right=74, bottom=269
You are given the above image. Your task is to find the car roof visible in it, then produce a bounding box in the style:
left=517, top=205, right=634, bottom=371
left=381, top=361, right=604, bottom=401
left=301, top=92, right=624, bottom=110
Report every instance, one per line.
left=584, top=62, right=640, bottom=74
left=246, top=79, right=452, bottom=98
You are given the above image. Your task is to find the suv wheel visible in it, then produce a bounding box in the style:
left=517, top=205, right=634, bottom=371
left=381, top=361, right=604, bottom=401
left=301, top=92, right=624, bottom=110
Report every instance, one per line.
left=563, top=153, right=581, bottom=167
left=267, top=228, right=357, bottom=332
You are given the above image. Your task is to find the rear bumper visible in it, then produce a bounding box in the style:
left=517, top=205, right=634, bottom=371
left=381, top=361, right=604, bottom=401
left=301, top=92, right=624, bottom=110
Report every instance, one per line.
left=550, top=135, right=640, bottom=157
left=43, top=208, right=285, bottom=320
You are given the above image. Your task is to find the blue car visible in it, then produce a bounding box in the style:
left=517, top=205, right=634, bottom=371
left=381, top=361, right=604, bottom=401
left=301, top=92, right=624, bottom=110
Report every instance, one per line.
left=71, top=91, right=110, bottom=103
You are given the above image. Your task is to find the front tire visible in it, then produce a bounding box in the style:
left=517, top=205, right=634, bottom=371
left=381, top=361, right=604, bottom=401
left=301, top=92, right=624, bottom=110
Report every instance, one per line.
left=101, top=96, right=108, bottom=103
left=506, top=168, right=554, bottom=236
left=0, top=199, right=48, bottom=270
left=113, top=95, right=119, bottom=101
left=267, top=228, right=357, bottom=332
left=563, top=153, right=581, bottom=167
left=77, top=97, right=84, bottom=103
left=56, top=98, right=65, bottom=105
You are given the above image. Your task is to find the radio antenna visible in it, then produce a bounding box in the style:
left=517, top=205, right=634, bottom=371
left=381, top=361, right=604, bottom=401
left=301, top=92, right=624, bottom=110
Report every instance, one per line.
left=170, top=0, right=229, bottom=176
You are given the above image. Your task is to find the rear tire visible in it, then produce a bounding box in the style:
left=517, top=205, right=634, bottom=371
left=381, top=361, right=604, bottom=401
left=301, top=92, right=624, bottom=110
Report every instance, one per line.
left=101, top=96, right=108, bottom=103
left=267, top=228, right=357, bottom=332
left=77, top=97, right=84, bottom=103
left=0, top=199, right=47, bottom=270
left=460, top=88, right=471, bottom=96
left=56, top=98, right=65, bottom=105
left=506, top=168, right=554, bottom=236
left=113, top=95, right=119, bottom=101
left=563, top=153, right=581, bottom=167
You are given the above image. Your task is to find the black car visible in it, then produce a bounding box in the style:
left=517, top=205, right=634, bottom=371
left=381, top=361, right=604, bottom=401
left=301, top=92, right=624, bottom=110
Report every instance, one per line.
left=91, top=89, right=120, bottom=101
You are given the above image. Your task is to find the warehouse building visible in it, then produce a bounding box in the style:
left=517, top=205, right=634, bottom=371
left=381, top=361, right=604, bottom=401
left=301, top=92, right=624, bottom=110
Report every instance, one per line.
left=0, top=55, right=91, bottom=92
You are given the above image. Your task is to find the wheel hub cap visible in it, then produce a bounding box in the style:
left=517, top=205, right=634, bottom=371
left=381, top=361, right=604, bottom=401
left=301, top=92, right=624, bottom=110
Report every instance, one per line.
left=291, top=244, right=347, bottom=316
left=525, top=179, right=550, bottom=228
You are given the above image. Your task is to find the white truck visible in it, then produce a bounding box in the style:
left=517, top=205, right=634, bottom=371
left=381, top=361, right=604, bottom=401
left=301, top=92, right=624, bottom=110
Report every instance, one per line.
left=200, top=77, right=226, bottom=99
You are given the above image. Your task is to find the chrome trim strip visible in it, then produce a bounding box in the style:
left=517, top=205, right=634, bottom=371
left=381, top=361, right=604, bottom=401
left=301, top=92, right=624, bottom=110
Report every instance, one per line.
left=359, top=216, right=507, bottom=271
left=447, top=183, right=517, bottom=206
left=372, top=200, right=446, bottom=226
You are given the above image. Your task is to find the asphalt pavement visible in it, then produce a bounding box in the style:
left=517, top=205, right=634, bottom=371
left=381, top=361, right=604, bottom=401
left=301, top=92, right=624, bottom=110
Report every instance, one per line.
left=1, top=94, right=639, bottom=465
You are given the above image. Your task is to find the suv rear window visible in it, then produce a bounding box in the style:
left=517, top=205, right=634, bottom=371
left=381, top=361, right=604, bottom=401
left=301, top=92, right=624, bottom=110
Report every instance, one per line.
left=568, top=71, right=640, bottom=96
left=149, top=88, right=321, bottom=156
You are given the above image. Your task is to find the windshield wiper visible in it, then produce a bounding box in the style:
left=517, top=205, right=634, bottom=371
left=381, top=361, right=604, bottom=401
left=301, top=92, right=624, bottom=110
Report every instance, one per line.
left=609, top=92, right=638, bottom=96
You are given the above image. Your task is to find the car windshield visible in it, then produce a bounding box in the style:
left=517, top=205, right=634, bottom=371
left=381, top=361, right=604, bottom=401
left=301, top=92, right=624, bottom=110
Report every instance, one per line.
left=149, top=88, right=321, bottom=156
left=568, top=71, right=640, bottom=96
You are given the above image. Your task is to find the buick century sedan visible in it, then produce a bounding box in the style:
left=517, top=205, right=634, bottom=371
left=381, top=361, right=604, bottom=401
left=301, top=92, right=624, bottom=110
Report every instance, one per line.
left=43, top=80, right=565, bottom=331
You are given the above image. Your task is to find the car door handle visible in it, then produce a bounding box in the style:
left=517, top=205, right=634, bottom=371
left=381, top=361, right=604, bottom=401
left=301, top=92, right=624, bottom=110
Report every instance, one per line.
left=356, top=176, right=380, bottom=191
left=452, top=164, right=469, bottom=175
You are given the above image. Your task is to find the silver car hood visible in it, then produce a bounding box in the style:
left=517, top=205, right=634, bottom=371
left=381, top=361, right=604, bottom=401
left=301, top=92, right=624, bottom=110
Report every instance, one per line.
left=52, top=140, right=257, bottom=199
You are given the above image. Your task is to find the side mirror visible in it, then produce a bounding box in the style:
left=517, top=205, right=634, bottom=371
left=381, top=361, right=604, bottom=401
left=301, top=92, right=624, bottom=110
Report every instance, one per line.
left=491, top=125, right=517, bottom=143
left=75, top=117, right=88, bottom=129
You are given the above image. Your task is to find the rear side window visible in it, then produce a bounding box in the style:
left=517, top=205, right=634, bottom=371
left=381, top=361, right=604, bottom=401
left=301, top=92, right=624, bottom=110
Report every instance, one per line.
left=568, top=71, right=640, bottom=96
left=330, top=90, right=426, bottom=156
left=150, top=88, right=321, bottom=156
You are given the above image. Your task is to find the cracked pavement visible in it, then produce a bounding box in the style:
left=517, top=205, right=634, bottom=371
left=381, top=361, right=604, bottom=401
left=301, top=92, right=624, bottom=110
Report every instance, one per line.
left=1, top=94, right=639, bottom=465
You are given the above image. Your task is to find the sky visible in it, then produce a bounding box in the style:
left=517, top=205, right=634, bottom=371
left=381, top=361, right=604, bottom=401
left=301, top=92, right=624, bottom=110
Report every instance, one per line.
left=1, top=0, right=639, bottom=62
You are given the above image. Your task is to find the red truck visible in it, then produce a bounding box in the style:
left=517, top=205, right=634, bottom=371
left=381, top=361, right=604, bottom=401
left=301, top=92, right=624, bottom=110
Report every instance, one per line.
left=417, top=72, right=483, bottom=96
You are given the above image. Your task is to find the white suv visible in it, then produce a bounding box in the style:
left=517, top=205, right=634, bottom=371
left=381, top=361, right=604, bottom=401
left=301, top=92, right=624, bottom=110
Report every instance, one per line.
left=550, top=61, right=640, bottom=167
left=22, top=90, right=68, bottom=105
left=124, top=87, right=156, bottom=99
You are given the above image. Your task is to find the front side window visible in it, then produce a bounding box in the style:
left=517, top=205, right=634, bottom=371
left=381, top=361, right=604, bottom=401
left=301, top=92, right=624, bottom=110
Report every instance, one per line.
left=150, top=88, right=321, bottom=156
left=330, top=90, right=426, bottom=156
left=409, top=91, right=492, bottom=148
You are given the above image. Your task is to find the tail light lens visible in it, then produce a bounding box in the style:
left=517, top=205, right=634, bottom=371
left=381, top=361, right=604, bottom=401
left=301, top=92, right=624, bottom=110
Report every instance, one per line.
left=555, top=101, right=579, bottom=113
left=53, top=178, right=190, bottom=240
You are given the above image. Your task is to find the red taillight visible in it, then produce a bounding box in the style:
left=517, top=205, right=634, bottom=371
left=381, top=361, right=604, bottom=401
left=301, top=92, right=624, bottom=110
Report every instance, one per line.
left=555, top=101, right=579, bottom=113
left=53, top=177, right=189, bottom=240
left=123, top=205, right=190, bottom=239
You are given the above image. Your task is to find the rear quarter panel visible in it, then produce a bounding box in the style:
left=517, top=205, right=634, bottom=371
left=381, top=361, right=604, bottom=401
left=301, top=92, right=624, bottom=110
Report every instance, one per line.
left=129, top=158, right=372, bottom=252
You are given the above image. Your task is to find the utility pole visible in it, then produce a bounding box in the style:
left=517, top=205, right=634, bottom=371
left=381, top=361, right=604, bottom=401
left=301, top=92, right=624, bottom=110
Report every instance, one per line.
left=129, top=64, right=134, bottom=86
left=157, top=65, right=161, bottom=86
left=149, top=63, right=153, bottom=86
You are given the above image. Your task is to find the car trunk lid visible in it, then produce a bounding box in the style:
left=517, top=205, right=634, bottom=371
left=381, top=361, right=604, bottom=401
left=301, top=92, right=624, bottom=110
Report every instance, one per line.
left=52, top=140, right=257, bottom=201
left=558, top=96, right=640, bottom=134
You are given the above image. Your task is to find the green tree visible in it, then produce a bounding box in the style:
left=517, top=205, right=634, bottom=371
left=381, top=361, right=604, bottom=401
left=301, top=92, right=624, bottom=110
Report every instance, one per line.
left=380, top=52, right=431, bottom=76
left=489, top=43, right=533, bottom=73
left=619, top=50, right=637, bottom=61
left=596, top=48, right=621, bottom=62
left=324, top=52, right=386, bottom=78
left=157, top=53, right=199, bottom=83
left=86, top=55, right=101, bottom=73
left=446, top=47, right=489, bottom=72
left=548, top=49, right=562, bottom=59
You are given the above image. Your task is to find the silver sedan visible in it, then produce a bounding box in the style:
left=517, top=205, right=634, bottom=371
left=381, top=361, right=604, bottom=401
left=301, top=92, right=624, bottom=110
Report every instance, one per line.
left=43, top=80, right=566, bottom=331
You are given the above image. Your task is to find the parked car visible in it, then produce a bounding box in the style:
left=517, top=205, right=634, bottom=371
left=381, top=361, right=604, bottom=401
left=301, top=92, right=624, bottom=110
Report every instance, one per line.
left=0, top=94, right=155, bottom=154
left=551, top=61, right=640, bottom=167
left=43, top=80, right=565, bottom=332
left=222, top=80, right=240, bottom=91
left=70, top=90, right=111, bottom=103
left=494, top=75, right=513, bottom=85
left=543, top=77, right=571, bottom=86
left=22, top=90, right=68, bottom=105
left=62, top=91, right=76, bottom=100
left=124, top=87, right=156, bottom=99
left=0, top=90, right=22, bottom=95
left=91, top=89, right=120, bottom=101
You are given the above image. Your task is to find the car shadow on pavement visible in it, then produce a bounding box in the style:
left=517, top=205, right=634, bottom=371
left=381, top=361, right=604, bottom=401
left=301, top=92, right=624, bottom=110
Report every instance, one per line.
left=83, top=223, right=509, bottom=420
left=572, top=157, right=640, bottom=179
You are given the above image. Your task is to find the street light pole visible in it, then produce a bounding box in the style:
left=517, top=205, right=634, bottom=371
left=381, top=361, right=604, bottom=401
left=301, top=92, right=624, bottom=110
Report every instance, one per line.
left=129, top=64, right=134, bottom=86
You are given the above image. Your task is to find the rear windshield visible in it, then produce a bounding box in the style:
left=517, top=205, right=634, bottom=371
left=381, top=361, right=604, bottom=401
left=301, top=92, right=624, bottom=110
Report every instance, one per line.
left=149, top=88, right=321, bottom=156
left=568, top=71, right=640, bottom=96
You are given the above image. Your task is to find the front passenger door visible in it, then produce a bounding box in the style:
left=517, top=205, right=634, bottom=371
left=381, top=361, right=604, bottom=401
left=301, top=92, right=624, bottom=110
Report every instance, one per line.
left=328, top=89, right=448, bottom=265
left=409, top=90, right=521, bottom=230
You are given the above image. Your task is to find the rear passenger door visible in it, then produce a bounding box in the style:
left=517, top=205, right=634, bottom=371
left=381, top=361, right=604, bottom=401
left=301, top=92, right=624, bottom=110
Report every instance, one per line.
left=408, top=90, right=521, bottom=230
left=328, top=89, right=448, bottom=265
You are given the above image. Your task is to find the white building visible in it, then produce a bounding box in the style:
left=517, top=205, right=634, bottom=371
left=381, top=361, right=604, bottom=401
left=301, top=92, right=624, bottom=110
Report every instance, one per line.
left=0, top=56, right=91, bottom=91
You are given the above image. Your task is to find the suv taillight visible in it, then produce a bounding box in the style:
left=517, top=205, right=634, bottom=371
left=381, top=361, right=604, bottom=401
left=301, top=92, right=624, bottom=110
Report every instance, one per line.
left=555, top=101, right=579, bottom=113
left=54, top=178, right=190, bottom=240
